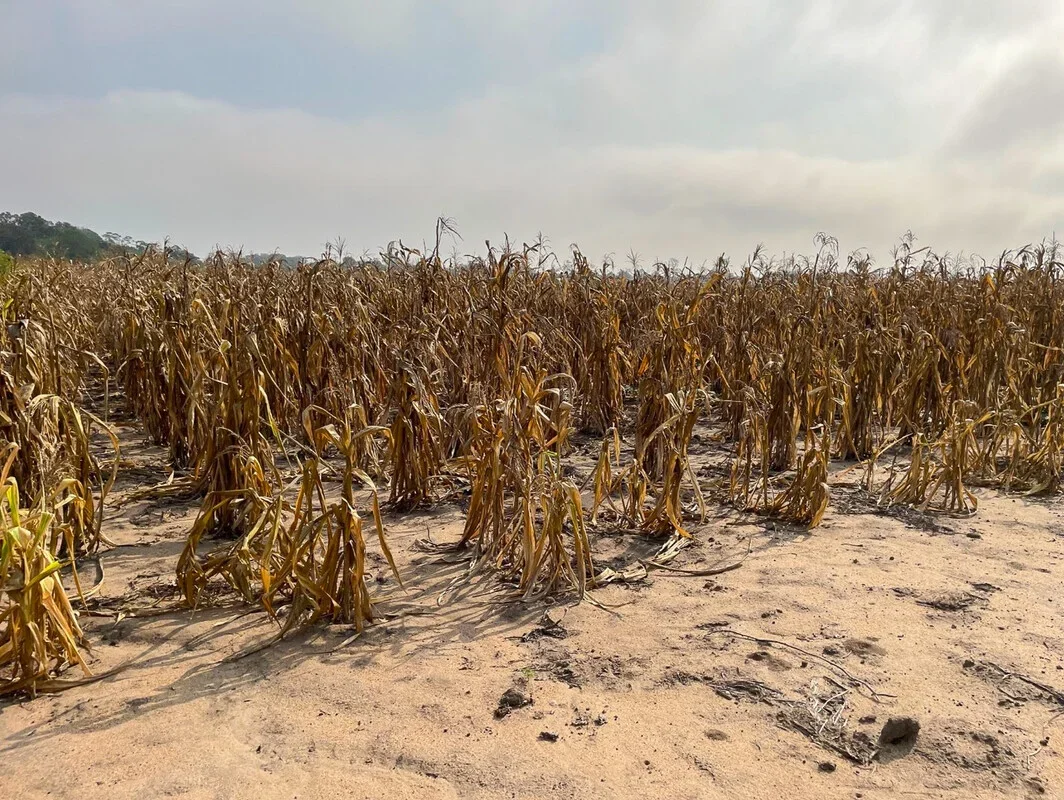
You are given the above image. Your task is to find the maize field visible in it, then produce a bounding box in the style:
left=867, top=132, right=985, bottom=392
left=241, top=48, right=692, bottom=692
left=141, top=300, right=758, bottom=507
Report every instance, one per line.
left=3, top=234, right=1064, bottom=696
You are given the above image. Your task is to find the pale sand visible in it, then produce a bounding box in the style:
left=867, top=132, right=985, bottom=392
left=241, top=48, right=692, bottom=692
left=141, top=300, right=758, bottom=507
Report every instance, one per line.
left=3, top=424, right=1063, bottom=799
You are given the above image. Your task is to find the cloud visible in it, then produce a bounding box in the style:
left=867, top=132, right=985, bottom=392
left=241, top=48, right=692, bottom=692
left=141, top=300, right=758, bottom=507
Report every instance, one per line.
left=0, top=1, right=1061, bottom=261
left=947, top=50, right=1064, bottom=157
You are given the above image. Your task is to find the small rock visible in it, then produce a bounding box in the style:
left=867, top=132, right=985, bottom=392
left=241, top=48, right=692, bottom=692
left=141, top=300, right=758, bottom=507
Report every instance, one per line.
left=704, top=729, right=729, bottom=741
left=538, top=731, right=559, bottom=743
left=818, top=761, right=836, bottom=773
left=495, top=687, right=532, bottom=719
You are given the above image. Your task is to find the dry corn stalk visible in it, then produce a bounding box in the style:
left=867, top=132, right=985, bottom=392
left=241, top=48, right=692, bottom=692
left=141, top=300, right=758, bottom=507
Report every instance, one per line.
left=0, top=455, right=90, bottom=697
left=0, top=368, right=117, bottom=555
left=388, top=361, right=444, bottom=508
left=589, top=427, right=622, bottom=522
left=178, top=411, right=398, bottom=636
left=3, top=236, right=1064, bottom=621
left=770, top=426, right=831, bottom=527
left=460, top=345, right=594, bottom=596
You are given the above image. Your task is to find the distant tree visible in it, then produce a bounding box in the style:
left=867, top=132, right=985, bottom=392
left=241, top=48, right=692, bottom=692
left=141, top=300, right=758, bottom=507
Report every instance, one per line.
left=0, top=210, right=205, bottom=264
left=0, top=211, right=185, bottom=262
left=0, top=211, right=106, bottom=259
left=104, top=232, right=151, bottom=252
left=0, top=213, right=37, bottom=255
left=51, top=222, right=106, bottom=260
left=0, top=248, right=13, bottom=276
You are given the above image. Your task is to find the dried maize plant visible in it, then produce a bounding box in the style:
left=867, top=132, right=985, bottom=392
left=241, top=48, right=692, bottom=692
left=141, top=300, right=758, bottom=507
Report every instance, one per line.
left=542, top=373, right=575, bottom=458
left=291, top=261, right=334, bottom=417
left=518, top=476, right=594, bottom=600
left=259, top=416, right=397, bottom=635
left=890, top=324, right=952, bottom=440
left=387, top=360, right=445, bottom=509
left=0, top=272, right=119, bottom=560
left=2, top=261, right=106, bottom=401
left=442, top=403, right=490, bottom=462
left=24, top=394, right=117, bottom=557
left=975, top=413, right=1027, bottom=491
left=633, top=364, right=670, bottom=483
left=481, top=249, right=537, bottom=401
left=459, top=340, right=594, bottom=598
left=633, top=286, right=710, bottom=481
left=281, top=263, right=391, bottom=450
left=716, top=261, right=764, bottom=440
left=929, top=414, right=980, bottom=513
left=882, top=434, right=939, bottom=509
left=762, top=355, right=800, bottom=471
left=0, top=455, right=90, bottom=697
left=175, top=494, right=285, bottom=607
left=113, top=299, right=167, bottom=447
left=0, top=368, right=117, bottom=556
left=965, top=273, right=1026, bottom=414
left=770, top=425, right=831, bottom=528
left=175, top=308, right=284, bottom=602
left=727, top=397, right=772, bottom=512
left=638, top=389, right=705, bottom=537
left=729, top=276, right=804, bottom=472
left=176, top=403, right=398, bottom=626
left=835, top=328, right=890, bottom=460
left=1002, top=385, right=1064, bottom=494
left=191, top=321, right=280, bottom=532
left=567, top=250, right=628, bottom=433
left=157, top=289, right=214, bottom=470
left=885, top=403, right=979, bottom=514
left=589, top=427, right=622, bottom=523
left=114, top=283, right=214, bottom=470
left=344, top=400, right=387, bottom=480
left=282, top=260, right=388, bottom=430
left=2, top=314, right=71, bottom=404
left=104, top=254, right=173, bottom=446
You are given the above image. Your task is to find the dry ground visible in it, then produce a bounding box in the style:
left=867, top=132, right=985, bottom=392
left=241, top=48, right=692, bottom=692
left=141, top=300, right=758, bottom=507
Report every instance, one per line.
left=3, top=423, right=1064, bottom=799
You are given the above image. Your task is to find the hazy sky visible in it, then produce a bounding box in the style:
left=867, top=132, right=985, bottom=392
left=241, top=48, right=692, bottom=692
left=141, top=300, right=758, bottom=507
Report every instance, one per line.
left=1, top=1, right=1062, bottom=262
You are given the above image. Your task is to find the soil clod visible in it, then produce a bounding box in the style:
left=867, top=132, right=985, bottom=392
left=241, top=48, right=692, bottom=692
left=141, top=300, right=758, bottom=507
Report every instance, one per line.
left=495, top=687, right=532, bottom=719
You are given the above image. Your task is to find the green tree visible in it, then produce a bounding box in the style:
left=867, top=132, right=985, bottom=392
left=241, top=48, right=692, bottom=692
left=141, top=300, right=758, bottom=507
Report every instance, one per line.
left=0, top=210, right=197, bottom=263
left=0, top=213, right=36, bottom=255
left=0, top=212, right=106, bottom=260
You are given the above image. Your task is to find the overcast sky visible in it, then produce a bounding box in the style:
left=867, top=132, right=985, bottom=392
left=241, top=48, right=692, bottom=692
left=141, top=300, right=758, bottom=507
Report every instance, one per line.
left=1, top=1, right=1062, bottom=262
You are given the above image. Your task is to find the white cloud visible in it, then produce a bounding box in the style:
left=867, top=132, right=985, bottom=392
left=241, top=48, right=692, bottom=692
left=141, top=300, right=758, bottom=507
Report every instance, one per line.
left=0, top=1, right=1061, bottom=260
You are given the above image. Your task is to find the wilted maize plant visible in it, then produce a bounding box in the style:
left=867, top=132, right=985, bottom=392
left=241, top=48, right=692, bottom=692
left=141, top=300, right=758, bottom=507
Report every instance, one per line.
left=387, top=360, right=445, bottom=509
left=770, top=425, right=831, bottom=527
left=0, top=453, right=90, bottom=697
left=0, top=232, right=1062, bottom=652
left=460, top=339, right=594, bottom=598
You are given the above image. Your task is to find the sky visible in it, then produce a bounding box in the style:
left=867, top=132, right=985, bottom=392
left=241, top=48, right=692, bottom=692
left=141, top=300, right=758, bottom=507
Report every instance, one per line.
left=1, top=1, right=1062, bottom=263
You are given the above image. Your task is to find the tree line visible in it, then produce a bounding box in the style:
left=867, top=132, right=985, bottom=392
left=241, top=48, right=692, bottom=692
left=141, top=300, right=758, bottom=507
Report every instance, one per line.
left=0, top=211, right=200, bottom=263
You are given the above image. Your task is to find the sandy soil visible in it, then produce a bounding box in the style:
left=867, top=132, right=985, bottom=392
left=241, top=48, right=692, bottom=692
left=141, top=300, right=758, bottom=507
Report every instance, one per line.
left=3, top=423, right=1064, bottom=800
